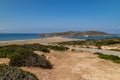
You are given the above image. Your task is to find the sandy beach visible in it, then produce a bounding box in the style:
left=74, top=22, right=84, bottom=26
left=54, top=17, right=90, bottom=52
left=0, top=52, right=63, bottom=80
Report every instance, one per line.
left=0, top=37, right=78, bottom=46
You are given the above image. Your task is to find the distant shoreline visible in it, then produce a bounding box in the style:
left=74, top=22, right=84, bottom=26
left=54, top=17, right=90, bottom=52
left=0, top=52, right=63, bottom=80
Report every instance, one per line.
left=39, top=31, right=111, bottom=37
left=0, top=37, right=78, bottom=46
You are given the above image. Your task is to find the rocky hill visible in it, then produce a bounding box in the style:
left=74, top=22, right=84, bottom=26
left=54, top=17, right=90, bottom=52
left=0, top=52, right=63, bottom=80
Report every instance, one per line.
left=39, top=31, right=111, bottom=37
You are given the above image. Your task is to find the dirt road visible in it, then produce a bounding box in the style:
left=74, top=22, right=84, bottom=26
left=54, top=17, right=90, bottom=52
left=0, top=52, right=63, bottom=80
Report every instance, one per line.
left=69, top=47, right=120, bottom=57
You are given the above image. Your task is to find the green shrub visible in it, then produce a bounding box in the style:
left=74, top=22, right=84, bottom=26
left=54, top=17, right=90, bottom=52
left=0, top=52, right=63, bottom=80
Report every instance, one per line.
left=0, top=44, right=69, bottom=57
left=9, top=53, right=53, bottom=69
left=57, top=40, right=86, bottom=45
left=46, top=45, right=69, bottom=51
left=110, top=49, right=120, bottom=52
left=57, top=38, right=120, bottom=47
left=0, top=64, right=39, bottom=80
left=96, top=53, right=120, bottom=63
left=0, top=45, right=33, bottom=58
left=23, top=44, right=50, bottom=53
left=0, top=44, right=53, bottom=69
left=0, top=44, right=67, bottom=69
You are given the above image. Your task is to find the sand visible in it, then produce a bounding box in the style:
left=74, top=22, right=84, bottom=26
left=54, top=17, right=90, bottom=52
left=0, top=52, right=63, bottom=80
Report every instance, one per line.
left=22, top=51, right=120, bottom=80
left=1, top=50, right=120, bottom=80
left=0, top=37, right=77, bottom=46
left=0, top=37, right=120, bottom=80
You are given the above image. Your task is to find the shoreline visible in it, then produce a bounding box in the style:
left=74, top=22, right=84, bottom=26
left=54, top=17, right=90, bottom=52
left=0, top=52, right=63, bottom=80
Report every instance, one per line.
left=0, top=37, right=79, bottom=46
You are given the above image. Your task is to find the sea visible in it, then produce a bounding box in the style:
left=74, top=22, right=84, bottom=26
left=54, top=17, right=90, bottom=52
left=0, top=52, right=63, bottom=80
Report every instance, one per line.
left=67, top=34, right=120, bottom=40
left=0, top=33, right=120, bottom=41
left=0, top=33, right=46, bottom=41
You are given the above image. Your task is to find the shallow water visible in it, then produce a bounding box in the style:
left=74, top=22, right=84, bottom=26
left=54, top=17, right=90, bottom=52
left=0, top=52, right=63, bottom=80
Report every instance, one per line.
left=0, top=33, right=46, bottom=41
left=0, top=33, right=120, bottom=41
left=67, top=35, right=120, bottom=40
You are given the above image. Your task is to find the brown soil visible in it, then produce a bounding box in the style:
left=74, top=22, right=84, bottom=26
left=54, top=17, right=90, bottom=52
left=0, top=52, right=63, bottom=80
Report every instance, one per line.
left=0, top=50, right=120, bottom=80
left=22, top=50, right=120, bottom=80
left=0, top=58, right=10, bottom=64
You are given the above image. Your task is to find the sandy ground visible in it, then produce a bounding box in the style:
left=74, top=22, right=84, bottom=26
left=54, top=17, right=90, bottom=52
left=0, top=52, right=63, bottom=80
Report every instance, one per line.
left=21, top=50, right=120, bottom=80
left=0, top=37, right=77, bottom=46
left=1, top=50, right=120, bottom=80
left=0, top=37, right=120, bottom=80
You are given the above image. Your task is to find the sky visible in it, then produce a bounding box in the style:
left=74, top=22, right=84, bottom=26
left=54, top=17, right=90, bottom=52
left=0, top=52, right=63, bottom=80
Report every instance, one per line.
left=0, top=0, right=120, bottom=33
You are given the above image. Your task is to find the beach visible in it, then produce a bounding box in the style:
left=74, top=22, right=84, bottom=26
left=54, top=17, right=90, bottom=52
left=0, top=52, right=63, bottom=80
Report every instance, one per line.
left=0, top=37, right=78, bottom=46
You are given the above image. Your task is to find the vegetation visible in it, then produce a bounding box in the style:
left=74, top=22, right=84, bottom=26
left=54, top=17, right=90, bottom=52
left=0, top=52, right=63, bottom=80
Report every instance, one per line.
left=0, top=44, right=68, bottom=68
left=9, top=53, right=53, bottom=69
left=0, top=44, right=55, bottom=69
left=0, top=42, right=69, bottom=79
left=96, top=53, right=120, bottom=63
left=0, top=46, right=33, bottom=58
left=39, top=31, right=110, bottom=37
left=110, top=49, right=120, bottom=52
left=0, top=44, right=69, bottom=58
left=94, top=38, right=120, bottom=46
left=46, top=45, right=69, bottom=51
left=58, top=40, right=86, bottom=45
left=58, top=38, right=120, bottom=47
left=0, top=64, right=38, bottom=80
left=23, top=44, right=50, bottom=52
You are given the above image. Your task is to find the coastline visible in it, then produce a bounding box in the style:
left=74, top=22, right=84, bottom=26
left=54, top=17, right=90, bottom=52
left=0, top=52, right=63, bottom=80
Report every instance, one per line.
left=0, top=37, right=78, bottom=46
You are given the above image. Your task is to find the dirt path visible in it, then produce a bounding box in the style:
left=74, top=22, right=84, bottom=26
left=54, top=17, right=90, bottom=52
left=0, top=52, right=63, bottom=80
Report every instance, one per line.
left=21, top=51, right=120, bottom=80
left=69, top=47, right=120, bottom=57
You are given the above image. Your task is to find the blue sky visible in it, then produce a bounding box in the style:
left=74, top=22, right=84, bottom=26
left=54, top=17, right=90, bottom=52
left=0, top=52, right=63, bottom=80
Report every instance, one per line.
left=0, top=0, right=120, bottom=33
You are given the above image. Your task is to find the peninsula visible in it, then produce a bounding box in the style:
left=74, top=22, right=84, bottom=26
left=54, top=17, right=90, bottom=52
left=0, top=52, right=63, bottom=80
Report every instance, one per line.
left=39, top=31, right=111, bottom=37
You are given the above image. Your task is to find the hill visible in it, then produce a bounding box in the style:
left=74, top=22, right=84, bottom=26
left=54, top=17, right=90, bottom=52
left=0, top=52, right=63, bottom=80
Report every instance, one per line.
left=39, top=31, right=111, bottom=37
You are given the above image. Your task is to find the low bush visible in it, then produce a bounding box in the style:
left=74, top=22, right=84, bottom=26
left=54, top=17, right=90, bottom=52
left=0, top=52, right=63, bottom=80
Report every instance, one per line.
left=0, top=44, right=69, bottom=58
left=110, top=49, right=120, bottom=52
left=0, top=64, right=39, bottom=80
left=0, top=44, right=69, bottom=69
left=57, top=38, right=120, bottom=48
left=96, top=53, right=120, bottom=63
left=22, top=44, right=50, bottom=53
left=0, top=44, right=53, bottom=69
left=0, top=47, right=33, bottom=58
left=46, top=45, right=69, bottom=51
left=9, top=53, right=53, bottom=69
left=57, top=40, right=86, bottom=45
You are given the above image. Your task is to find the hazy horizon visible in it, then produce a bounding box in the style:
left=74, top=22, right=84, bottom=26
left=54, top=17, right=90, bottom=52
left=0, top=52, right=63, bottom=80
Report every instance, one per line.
left=0, top=0, right=120, bottom=34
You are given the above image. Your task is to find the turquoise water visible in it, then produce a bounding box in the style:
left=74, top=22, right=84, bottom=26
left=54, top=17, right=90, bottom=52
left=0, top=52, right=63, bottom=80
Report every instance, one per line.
left=0, top=34, right=120, bottom=41
left=67, top=35, right=120, bottom=40
left=0, top=33, right=46, bottom=41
